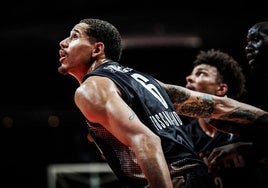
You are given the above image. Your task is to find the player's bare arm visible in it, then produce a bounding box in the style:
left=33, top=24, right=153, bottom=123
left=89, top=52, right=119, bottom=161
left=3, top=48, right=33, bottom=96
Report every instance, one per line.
left=159, top=82, right=268, bottom=124
left=75, top=76, right=173, bottom=188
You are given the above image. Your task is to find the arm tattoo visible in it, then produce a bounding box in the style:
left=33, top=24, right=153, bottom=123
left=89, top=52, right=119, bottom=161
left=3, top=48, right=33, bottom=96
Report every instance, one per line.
left=209, top=113, right=268, bottom=135
left=179, top=95, right=214, bottom=117
left=181, top=95, right=214, bottom=118
left=219, top=110, right=256, bottom=121
left=165, top=85, right=268, bottom=124
left=128, top=106, right=135, bottom=120
left=166, top=87, right=190, bottom=103
left=166, top=85, right=215, bottom=118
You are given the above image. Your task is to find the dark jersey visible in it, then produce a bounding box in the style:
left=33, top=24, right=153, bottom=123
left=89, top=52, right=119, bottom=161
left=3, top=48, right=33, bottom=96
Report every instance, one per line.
left=82, top=62, right=206, bottom=187
left=184, top=119, right=235, bottom=154
left=184, top=119, right=267, bottom=188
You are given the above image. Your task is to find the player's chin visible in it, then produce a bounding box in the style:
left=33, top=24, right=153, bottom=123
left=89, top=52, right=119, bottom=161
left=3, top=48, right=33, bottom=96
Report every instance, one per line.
left=58, top=66, right=68, bottom=75
left=248, top=59, right=255, bottom=67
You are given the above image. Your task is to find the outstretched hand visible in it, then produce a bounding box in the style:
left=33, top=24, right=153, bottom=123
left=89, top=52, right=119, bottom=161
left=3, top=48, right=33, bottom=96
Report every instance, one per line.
left=207, top=142, right=253, bottom=173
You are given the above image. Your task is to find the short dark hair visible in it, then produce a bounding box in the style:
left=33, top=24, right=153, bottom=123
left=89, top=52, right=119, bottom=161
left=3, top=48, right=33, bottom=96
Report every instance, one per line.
left=79, top=18, right=122, bottom=61
left=193, top=49, right=246, bottom=99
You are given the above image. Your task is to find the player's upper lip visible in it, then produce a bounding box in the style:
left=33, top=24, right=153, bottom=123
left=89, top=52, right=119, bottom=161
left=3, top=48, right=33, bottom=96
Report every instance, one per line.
left=59, top=49, right=66, bottom=63
left=59, top=49, right=66, bottom=57
left=185, top=84, right=195, bottom=91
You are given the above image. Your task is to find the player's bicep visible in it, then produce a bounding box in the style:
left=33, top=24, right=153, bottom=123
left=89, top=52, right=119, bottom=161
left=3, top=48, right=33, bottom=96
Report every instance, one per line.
left=104, top=92, right=153, bottom=147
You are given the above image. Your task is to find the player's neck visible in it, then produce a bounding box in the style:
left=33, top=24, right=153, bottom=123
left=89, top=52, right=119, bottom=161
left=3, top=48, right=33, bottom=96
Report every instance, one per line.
left=89, top=58, right=111, bottom=72
left=198, top=118, right=217, bottom=137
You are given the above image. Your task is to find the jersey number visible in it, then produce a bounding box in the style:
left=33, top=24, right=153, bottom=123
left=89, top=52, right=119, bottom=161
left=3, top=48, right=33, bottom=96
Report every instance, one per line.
left=131, top=73, right=168, bottom=108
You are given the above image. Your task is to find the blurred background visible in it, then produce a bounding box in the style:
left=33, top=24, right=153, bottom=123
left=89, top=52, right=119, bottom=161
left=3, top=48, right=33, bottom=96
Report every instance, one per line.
left=0, top=1, right=266, bottom=187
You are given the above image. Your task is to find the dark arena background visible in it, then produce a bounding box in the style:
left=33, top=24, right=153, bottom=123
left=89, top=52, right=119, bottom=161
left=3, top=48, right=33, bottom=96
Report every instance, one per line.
left=0, top=1, right=266, bottom=187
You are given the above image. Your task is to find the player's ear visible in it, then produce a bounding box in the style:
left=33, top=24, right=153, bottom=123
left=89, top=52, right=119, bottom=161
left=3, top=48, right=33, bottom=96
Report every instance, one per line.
left=215, top=83, right=228, bottom=96
left=92, top=42, right=104, bottom=55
